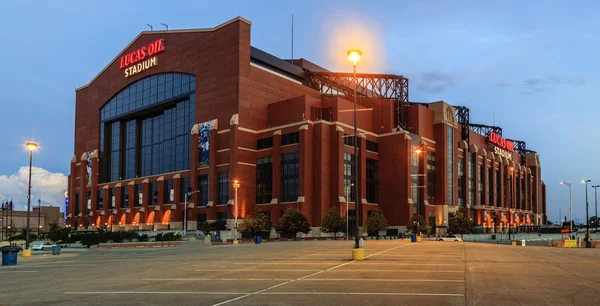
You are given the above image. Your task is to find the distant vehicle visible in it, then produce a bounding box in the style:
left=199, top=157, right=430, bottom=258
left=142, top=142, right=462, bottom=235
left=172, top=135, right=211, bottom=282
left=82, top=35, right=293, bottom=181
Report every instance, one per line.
left=31, top=242, right=57, bottom=251
left=439, top=235, right=463, bottom=242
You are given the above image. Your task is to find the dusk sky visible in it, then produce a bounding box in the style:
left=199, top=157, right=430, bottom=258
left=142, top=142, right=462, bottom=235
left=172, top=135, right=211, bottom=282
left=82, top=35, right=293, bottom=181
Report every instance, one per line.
left=0, top=1, right=598, bottom=222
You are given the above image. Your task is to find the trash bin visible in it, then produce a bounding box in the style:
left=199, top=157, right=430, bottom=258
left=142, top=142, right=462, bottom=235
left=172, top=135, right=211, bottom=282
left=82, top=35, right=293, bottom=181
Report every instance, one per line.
left=52, top=245, right=61, bottom=255
left=255, top=236, right=261, bottom=244
left=411, top=234, right=417, bottom=243
left=1, top=247, right=20, bottom=266
left=491, top=235, right=496, bottom=240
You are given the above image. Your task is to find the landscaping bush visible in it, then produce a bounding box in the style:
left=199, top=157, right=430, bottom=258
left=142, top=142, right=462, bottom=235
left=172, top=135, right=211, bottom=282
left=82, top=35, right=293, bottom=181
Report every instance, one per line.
left=138, top=234, right=149, bottom=242
left=154, top=233, right=164, bottom=242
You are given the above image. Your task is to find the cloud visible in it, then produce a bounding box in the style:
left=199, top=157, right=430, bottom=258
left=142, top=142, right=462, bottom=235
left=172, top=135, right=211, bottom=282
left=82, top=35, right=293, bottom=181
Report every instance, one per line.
left=497, top=75, right=587, bottom=94
left=417, top=72, right=458, bottom=94
left=0, top=166, right=67, bottom=212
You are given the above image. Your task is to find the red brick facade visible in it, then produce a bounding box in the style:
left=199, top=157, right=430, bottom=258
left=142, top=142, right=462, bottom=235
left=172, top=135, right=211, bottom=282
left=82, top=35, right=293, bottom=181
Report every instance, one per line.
left=67, top=17, right=546, bottom=234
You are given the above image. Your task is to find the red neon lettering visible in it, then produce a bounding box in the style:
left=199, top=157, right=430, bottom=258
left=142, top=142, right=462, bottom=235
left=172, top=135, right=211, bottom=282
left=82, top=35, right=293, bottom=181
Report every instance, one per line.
left=488, top=132, right=515, bottom=152
left=119, top=39, right=165, bottom=69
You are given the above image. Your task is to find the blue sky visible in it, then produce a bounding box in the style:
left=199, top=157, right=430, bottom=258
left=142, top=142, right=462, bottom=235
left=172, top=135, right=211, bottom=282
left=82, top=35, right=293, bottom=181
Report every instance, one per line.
left=0, top=0, right=598, bottom=222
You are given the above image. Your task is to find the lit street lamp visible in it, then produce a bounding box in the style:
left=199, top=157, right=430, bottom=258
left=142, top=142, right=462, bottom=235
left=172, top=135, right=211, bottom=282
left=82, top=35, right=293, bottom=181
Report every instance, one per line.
left=347, top=49, right=362, bottom=250
left=25, top=142, right=38, bottom=250
left=232, top=180, right=240, bottom=242
left=560, top=181, right=573, bottom=236
left=582, top=180, right=591, bottom=234
left=345, top=182, right=354, bottom=241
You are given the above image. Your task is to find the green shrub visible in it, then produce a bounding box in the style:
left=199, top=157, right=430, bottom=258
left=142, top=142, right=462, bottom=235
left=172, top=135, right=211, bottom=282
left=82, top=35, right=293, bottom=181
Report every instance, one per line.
left=154, top=233, right=164, bottom=242
left=138, top=234, right=149, bottom=242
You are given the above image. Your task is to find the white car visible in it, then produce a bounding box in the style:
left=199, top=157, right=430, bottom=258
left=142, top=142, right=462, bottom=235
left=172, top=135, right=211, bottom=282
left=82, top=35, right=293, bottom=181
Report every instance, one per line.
left=31, top=242, right=57, bottom=251
left=438, top=235, right=463, bottom=242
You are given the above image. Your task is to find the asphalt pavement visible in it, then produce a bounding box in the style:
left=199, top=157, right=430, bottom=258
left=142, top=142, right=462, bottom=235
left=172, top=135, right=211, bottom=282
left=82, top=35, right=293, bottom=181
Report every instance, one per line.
left=1, top=240, right=600, bottom=305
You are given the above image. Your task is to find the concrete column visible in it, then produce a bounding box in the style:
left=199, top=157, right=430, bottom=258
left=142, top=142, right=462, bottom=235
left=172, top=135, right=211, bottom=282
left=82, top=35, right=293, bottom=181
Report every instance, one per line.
left=272, top=130, right=282, bottom=222
left=298, top=124, right=312, bottom=219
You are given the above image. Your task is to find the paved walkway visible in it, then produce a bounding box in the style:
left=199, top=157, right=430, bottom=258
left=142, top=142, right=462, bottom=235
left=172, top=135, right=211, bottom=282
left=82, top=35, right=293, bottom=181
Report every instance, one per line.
left=1, top=240, right=599, bottom=305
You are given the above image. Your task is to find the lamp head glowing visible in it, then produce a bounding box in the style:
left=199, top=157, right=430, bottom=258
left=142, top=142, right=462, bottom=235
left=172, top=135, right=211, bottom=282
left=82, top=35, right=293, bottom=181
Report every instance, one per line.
left=347, top=49, right=362, bottom=65
left=25, top=142, right=38, bottom=151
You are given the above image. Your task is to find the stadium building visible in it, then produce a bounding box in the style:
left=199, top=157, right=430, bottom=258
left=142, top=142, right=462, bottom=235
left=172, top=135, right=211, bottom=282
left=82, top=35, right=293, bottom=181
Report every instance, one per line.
left=67, top=17, right=547, bottom=236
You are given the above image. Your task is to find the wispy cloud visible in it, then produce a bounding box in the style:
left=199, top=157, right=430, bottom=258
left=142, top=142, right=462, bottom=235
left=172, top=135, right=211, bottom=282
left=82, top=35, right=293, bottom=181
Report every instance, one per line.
left=0, top=166, right=67, bottom=211
left=497, top=75, right=587, bottom=94
left=417, top=72, right=458, bottom=94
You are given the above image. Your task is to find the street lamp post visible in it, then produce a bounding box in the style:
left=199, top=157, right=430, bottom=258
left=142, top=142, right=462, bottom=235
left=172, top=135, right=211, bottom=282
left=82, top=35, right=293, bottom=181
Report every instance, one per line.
left=25, top=142, right=38, bottom=250
left=347, top=49, right=362, bottom=249
left=560, top=181, right=573, bottom=236
left=232, top=180, right=240, bottom=241
left=37, top=198, right=41, bottom=236
left=345, top=183, right=354, bottom=241
left=593, top=185, right=599, bottom=232
left=184, top=189, right=203, bottom=236
left=583, top=180, right=591, bottom=234
left=507, top=166, right=514, bottom=241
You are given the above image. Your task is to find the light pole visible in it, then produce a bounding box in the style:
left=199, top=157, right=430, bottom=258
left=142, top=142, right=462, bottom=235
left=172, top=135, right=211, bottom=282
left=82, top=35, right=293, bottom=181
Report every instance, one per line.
left=25, top=142, right=38, bottom=250
left=560, top=181, right=573, bottom=236
left=507, top=166, right=514, bottom=241
left=582, top=180, right=591, bottom=234
left=184, top=189, right=203, bottom=235
left=347, top=49, right=362, bottom=249
left=593, top=185, right=599, bottom=232
left=233, top=180, right=240, bottom=241
left=37, top=198, right=41, bottom=236
left=345, top=182, right=354, bottom=241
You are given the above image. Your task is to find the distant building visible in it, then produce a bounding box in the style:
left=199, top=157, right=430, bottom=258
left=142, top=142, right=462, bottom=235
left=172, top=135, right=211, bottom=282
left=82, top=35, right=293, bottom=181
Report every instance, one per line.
left=67, top=17, right=546, bottom=235
left=0, top=206, right=64, bottom=239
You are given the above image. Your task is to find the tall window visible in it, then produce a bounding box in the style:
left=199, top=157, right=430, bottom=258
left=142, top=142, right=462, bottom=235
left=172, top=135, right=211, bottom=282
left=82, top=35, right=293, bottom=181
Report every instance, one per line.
left=509, top=175, right=513, bottom=209
left=487, top=168, right=493, bottom=206
left=134, top=184, right=142, bottom=207
left=256, top=156, right=273, bottom=204
left=124, top=119, right=137, bottom=179
left=164, top=179, right=173, bottom=204
left=515, top=175, right=520, bottom=209
left=109, top=188, right=115, bottom=208
left=217, top=172, right=229, bottom=204
left=344, top=153, right=356, bottom=202
left=281, top=152, right=299, bottom=202
left=180, top=177, right=190, bottom=203
left=468, top=154, right=474, bottom=207
left=447, top=126, right=454, bottom=205
left=366, top=158, right=378, bottom=203
left=75, top=192, right=80, bottom=216
left=151, top=182, right=158, bottom=205
left=478, top=163, right=484, bottom=205
left=100, top=73, right=196, bottom=183
left=411, top=146, right=420, bottom=210
left=458, top=158, right=465, bottom=207
left=344, top=134, right=360, bottom=147
left=281, top=132, right=299, bottom=145
left=521, top=176, right=526, bottom=211
left=366, top=140, right=378, bottom=152
left=197, top=174, right=209, bottom=206
left=97, top=190, right=104, bottom=210
left=109, top=122, right=121, bottom=181
left=122, top=186, right=129, bottom=208
left=427, top=151, right=436, bottom=204
left=496, top=170, right=501, bottom=207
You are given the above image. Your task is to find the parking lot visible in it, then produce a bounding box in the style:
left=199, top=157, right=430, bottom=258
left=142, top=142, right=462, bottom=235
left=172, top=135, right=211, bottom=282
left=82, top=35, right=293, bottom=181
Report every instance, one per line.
left=1, top=240, right=600, bottom=305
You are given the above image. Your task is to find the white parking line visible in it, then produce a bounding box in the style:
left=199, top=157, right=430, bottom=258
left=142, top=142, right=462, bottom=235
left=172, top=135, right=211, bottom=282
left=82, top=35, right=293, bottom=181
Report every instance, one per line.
left=142, top=278, right=291, bottom=281
left=65, top=291, right=248, bottom=295
left=211, top=243, right=412, bottom=306
left=329, top=269, right=464, bottom=273
left=260, top=292, right=464, bottom=297
left=300, top=278, right=464, bottom=282
left=196, top=269, right=321, bottom=272
left=64, top=291, right=464, bottom=297
left=0, top=271, right=38, bottom=273
left=231, top=262, right=339, bottom=265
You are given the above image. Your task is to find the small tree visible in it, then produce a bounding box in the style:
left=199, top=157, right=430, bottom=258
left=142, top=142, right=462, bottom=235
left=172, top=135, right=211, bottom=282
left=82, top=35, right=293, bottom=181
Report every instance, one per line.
left=276, top=208, right=311, bottom=238
left=238, top=208, right=270, bottom=238
left=448, top=207, right=473, bottom=238
left=407, top=215, right=428, bottom=235
left=365, top=208, right=388, bottom=237
left=198, top=221, right=214, bottom=236
left=320, top=208, right=346, bottom=239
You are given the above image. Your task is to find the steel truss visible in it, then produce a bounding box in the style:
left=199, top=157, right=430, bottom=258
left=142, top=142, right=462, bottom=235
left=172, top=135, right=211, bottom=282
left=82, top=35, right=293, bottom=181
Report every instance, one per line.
left=304, top=72, right=409, bottom=129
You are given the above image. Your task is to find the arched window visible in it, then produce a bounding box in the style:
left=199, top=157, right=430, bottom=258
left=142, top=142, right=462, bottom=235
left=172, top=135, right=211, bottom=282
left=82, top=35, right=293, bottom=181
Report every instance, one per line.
left=99, top=73, right=196, bottom=183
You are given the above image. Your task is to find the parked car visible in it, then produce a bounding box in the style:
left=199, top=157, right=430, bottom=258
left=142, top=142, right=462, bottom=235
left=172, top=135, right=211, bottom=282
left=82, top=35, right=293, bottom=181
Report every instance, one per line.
left=438, top=235, right=463, bottom=242
left=31, top=242, right=57, bottom=251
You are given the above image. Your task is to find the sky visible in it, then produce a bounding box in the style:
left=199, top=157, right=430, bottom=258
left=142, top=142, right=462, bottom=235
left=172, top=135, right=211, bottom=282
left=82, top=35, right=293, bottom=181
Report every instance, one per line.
left=0, top=0, right=598, bottom=223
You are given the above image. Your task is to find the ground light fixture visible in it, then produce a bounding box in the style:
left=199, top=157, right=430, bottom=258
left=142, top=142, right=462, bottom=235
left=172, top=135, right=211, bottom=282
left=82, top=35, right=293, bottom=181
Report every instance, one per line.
left=232, top=180, right=240, bottom=243
left=24, top=142, right=38, bottom=255
left=347, top=48, right=364, bottom=261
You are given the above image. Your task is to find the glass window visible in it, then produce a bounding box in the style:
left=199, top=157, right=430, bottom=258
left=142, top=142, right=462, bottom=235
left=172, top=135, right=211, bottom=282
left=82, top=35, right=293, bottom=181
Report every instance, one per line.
left=180, top=177, right=191, bottom=203
left=478, top=164, right=484, bottom=205
left=99, top=73, right=196, bottom=183
left=109, top=188, right=115, bottom=209
left=216, top=211, right=228, bottom=222
left=447, top=126, right=454, bottom=205
left=411, top=146, right=420, bottom=210
left=281, top=132, right=299, bottom=145
left=75, top=192, right=80, bottom=216
left=256, top=156, right=273, bottom=204
left=164, top=180, right=173, bottom=204
left=197, top=174, right=209, bottom=206
left=97, top=190, right=104, bottom=210
left=427, top=151, right=436, bottom=204
left=218, top=172, right=229, bottom=204
left=366, top=158, right=378, bottom=203
left=151, top=182, right=158, bottom=205
left=496, top=170, right=501, bottom=207
left=344, top=153, right=356, bottom=202
left=468, top=154, right=474, bottom=207
left=488, top=168, right=493, bottom=206
left=134, top=184, right=142, bottom=207
left=122, top=186, right=129, bottom=208
left=281, top=152, right=299, bottom=202
left=458, top=158, right=465, bottom=207
left=343, top=134, right=360, bottom=147
left=257, top=137, right=273, bottom=150
left=366, top=140, right=378, bottom=152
